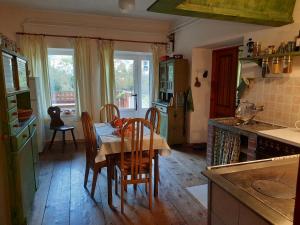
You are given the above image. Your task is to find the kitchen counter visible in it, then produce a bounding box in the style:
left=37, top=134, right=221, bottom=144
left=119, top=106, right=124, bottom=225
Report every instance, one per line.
left=203, top=155, right=299, bottom=225
left=208, top=117, right=284, bottom=136
left=259, top=128, right=300, bottom=148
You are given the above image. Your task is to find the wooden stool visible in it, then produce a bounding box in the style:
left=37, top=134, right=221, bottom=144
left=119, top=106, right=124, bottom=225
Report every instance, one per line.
left=47, top=106, right=77, bottom=150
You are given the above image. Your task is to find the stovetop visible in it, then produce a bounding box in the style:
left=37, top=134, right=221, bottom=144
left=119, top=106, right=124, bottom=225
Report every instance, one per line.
left=222, top=162, right=298, bottom=221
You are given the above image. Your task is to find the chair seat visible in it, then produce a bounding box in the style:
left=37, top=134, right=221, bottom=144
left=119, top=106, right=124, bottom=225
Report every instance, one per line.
left=95, top=149, right=107, bottom=164
left=116, top=159, right=150, bottom=175
left=53, top=125, right=75, bottom=131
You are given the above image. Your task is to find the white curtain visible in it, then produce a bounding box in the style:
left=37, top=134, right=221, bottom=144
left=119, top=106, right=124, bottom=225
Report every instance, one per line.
left=18, top=34, right=51, bottom=118
left=98, top=40, right=115, bottom=106
left=74, top=38, right=93, bottom=116
left=151, top=44, right=166, bottom=102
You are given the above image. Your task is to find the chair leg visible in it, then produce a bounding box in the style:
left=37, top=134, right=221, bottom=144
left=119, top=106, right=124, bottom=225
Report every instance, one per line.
left=124, top=175, right=127, bottom=192
left=121, top=179, right=124, bottom=214
left=84, top=161, right=90, bottom=188
left=149, top=179, right=152, bottom=210
left=48, top=130, right=57, bottom=150
left=91, top=166, right=99, bottom=198
left=115, top=168, right=118, bottom=195
left=71, top=129, right=77, bottom=148
left=62, top=131, right=66, bottom=150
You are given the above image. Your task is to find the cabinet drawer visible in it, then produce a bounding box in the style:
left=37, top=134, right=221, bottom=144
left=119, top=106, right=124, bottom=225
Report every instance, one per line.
left=12, top=126, right=30, bottom=151
left=9, top=119, right=20, bottom=136
left=8, top=107, right=18, bottom=122
left=29, top=118, right=37, bottom=135
left=7, top=95, right=17, bottom=110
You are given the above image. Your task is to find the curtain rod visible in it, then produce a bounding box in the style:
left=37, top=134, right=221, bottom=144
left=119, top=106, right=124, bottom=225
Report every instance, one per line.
left=16, top=32, right=168, bottom=45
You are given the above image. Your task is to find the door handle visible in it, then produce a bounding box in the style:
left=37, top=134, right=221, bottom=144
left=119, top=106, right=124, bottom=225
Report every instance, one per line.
left=131, top=94, right=138, bottom=111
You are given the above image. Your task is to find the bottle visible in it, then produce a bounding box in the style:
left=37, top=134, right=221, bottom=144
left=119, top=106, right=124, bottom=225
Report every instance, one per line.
left=296, top=30, right=300, bottom=51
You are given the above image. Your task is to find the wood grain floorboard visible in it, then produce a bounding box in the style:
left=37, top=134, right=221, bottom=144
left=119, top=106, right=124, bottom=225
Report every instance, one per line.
left=30, top=143, right=207, bottom=225
left=41, top=145, right=72, bottom=225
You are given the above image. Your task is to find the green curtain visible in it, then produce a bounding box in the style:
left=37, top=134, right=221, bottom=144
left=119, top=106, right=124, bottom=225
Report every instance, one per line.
left=213, top=128, right=240, bottom=165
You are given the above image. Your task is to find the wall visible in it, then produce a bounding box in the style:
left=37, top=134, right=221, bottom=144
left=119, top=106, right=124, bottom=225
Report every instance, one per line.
left=0, top=4, right=170, bottom=143
left=241, top=23, right=300, bottom=127
left=189, top=48, right=212, bottom=143
left=173, top=0, right=300, bottom=143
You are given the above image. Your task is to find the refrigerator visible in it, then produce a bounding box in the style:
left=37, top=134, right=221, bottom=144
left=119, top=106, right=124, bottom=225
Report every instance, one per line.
left=29, top=76, right=45, bottom=152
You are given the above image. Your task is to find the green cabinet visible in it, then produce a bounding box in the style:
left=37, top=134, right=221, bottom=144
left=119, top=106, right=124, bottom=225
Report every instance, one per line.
left=30, top=127, right=39, bottom=189
left=0, top=47, right=38, bottom=225
left=160, top=112, right=168, bottom=139
left=12, top=138, right=35, bottom=225
left=154, top=58, right=188, bottom=145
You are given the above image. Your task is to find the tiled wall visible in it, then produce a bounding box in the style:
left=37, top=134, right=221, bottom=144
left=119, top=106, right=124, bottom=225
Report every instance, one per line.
left=241, top=76, right=300, bottom=127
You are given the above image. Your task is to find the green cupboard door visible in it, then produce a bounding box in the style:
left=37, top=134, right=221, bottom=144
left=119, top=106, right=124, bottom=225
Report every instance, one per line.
left=31, top=130, right=39, bottom=189
left=160, top=112, right=168, bottom=141
left=12, top=139, right=36, bottom=225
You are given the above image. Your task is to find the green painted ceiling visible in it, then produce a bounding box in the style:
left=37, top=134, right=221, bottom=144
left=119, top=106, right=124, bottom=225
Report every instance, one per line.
left=148, top=0, right=296, bottom=26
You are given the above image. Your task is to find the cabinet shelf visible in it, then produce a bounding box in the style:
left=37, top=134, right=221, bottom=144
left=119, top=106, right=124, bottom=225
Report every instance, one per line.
left=239, top=51, right=300, bottom=61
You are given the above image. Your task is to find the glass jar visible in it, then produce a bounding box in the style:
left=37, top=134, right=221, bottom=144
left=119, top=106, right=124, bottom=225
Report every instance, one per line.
left=271, top=57, right=281, bottom=74
left=262, top=58, right=270, bottom=77
left=282, top=56, right=293, bottom=73
left=253, top=42, right=261, bottom=57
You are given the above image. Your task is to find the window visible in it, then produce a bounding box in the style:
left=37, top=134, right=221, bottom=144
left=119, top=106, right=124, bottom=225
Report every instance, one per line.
left=114, top=51, right=152, bottom=117
left=48, top=48, right=76, bottom=115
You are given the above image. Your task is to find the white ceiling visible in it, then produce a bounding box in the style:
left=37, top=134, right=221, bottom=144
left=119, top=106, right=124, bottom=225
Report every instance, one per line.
left=0, top=0, right=191, bottom=23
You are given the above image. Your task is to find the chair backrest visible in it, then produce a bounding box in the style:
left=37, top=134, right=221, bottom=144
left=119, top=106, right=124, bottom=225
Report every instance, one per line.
left=120, top=118, right=154, bottom=179
left=145, top=107, right=161, bottom=134
left=81, top=112, right=98, bottom=164
left=48, top=106, right=64, bottom=129
left=99, top=104, right=120, bottom=123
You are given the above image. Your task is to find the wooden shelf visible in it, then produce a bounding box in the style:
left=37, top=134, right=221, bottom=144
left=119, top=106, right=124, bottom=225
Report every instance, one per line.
left=239, top=51, right=300, bottom=61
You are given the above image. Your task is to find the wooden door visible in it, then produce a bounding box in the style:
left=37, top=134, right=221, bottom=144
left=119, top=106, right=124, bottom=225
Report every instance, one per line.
left=210, top=46, right=239, bottom=118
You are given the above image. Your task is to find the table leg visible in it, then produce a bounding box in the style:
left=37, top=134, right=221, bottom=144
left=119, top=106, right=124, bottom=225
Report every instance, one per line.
left=107, top=156, right=113, bottom=207
left=154, top=151, right=159, bottom=197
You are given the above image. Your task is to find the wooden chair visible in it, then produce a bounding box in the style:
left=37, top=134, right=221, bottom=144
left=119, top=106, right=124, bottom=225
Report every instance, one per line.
left=114, top=118, right=154, bottom=213
left=99, top=104, right=120, bottom=123
left=145, top=107, right=161, bottom=134
left=81, top=112, right=107, bottom=198
left=48, top=106, right=77, bottom=150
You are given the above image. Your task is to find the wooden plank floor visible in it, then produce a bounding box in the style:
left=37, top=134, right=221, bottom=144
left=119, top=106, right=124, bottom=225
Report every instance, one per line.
left=29, top=143, right=208, bottom=225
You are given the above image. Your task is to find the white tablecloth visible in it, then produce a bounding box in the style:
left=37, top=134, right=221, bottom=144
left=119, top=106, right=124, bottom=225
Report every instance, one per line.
left=94, top=123, right=171, bottom=162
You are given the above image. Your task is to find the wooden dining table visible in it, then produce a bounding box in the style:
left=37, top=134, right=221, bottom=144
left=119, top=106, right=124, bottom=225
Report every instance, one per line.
left=94, top=123, right=171, bottom=207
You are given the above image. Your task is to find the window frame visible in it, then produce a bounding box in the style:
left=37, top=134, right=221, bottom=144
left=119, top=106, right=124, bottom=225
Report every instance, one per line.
left=47, top=48, right=76, bottom=117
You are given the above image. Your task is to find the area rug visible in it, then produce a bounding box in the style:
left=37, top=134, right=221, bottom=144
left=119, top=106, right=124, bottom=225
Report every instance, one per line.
left=186, top=184, right=208, bottom=209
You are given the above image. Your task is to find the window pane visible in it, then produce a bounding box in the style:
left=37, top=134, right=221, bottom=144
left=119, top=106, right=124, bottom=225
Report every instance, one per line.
left=141, top=60, right=150, bottom=108
left=48, top=54, right=76, bottom=114
left=114, top=59, right=135, bottom=109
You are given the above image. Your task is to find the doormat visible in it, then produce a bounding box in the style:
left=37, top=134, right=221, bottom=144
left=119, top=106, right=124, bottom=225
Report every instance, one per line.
left=186, top=184, right=208, bottom=209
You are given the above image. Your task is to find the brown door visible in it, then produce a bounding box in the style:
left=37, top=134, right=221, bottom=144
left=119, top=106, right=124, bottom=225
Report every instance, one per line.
left=210, top=46, right=238, bottom=118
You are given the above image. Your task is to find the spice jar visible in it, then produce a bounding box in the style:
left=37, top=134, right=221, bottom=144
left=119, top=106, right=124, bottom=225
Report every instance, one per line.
left=282, top=56, right=293, bottom=73
left=271, top=57, right=281, bottom=74
left=253, top=42, right=261, bottom=57
left=268, top=45, right=275, bottom=54
left=262, top=58, right=270, bottom=77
